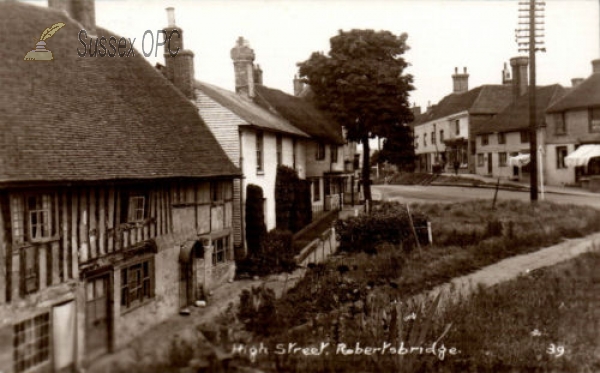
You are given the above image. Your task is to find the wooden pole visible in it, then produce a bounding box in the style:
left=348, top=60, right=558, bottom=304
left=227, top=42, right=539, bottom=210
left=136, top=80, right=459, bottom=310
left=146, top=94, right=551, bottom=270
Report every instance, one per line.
left=529, top=0, right=538, bottom=202
left=406, top=203, right=422, bottom=256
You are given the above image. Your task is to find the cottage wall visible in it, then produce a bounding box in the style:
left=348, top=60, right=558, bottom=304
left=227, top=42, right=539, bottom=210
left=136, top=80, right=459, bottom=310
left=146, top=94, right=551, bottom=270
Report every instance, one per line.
left=0, top=180, right=234, bottom=372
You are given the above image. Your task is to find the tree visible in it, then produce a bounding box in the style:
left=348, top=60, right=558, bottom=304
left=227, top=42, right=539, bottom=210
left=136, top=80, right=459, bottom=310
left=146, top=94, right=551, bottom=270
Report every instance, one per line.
left=378, top=123, right=415, bottom=172
left=298, top=29, right=414, bottom=210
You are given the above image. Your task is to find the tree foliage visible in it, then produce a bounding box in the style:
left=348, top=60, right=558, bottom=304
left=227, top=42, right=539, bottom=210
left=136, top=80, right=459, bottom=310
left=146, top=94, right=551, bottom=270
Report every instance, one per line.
left=298, top=29, right=414, bottom=205
left=378, top=123, right=415, bottom=172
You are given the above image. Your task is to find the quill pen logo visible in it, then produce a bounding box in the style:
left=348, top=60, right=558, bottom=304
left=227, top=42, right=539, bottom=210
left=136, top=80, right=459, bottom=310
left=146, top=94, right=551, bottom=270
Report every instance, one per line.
left=24, top=23, right=65, bottom=61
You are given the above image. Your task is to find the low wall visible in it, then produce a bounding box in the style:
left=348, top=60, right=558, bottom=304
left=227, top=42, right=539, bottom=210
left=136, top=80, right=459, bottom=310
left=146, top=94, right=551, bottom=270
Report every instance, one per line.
left=294, top=227, right=337, bottom=267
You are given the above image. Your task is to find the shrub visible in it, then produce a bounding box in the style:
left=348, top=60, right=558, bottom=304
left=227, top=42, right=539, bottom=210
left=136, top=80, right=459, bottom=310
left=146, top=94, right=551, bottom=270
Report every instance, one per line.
left=275, top=165, right=297, bottom=231
left=236, top=229, right=296, bottom=278
left=238, top=286, right=278, bottom=336
left=245, top=184, right=266, bottom=258
left=292, top=179, right=312, bottom=232
left=335, top=201, right=428, bottom=254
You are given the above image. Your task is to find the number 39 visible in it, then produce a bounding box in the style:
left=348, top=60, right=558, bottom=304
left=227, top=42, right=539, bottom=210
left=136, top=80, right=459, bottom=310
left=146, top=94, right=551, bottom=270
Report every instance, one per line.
left=547, top=344, right=565, bottom=358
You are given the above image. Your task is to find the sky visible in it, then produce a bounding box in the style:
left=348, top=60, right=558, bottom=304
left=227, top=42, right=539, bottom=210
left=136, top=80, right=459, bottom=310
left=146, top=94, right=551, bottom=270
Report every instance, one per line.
left=30, top=0, right=600, bottom=110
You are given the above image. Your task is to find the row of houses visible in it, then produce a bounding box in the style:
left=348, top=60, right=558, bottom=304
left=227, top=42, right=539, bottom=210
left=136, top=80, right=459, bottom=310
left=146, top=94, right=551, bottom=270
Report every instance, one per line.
left=413, top=55, right=600, bottom=190
left=0, top=2, right=357, bottom=372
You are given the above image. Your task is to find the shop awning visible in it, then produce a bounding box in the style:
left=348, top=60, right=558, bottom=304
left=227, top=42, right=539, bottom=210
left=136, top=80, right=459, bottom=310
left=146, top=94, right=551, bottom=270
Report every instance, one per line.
left=565, top=144, right=600, bottom=168
left=509, top=153, right=530, bottom=167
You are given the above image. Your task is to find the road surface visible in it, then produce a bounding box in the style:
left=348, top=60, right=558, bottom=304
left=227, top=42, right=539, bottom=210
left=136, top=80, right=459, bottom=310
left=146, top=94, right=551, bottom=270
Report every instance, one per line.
left=372, top=184, right=600, bottom=208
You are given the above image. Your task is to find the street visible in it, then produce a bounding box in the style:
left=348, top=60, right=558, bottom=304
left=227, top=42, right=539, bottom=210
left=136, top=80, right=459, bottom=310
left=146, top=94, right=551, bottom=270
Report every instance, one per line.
left=372, top=184, right=600, bottom=208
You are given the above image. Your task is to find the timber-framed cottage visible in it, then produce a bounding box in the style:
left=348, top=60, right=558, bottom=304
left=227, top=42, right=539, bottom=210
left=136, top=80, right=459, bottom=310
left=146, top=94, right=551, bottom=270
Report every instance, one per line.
left=0, top=2, right=239, bottom=372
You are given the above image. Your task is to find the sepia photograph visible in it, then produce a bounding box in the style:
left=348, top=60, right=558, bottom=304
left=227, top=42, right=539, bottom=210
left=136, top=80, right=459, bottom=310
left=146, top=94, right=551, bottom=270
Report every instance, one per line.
left=0, top=0, right=599, bottom=372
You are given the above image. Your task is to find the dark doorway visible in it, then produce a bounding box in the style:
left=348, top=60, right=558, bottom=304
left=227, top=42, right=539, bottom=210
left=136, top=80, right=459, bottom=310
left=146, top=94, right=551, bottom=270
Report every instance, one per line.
left=487, top=153, right=493, bottom=175
left=85, top=274, right=111, bottom=361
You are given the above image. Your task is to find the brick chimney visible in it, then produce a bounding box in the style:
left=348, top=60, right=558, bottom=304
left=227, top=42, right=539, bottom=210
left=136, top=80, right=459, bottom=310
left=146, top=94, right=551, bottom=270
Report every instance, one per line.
left=231, top=37, right=256, bottom=98
left=293, top=75, right=305, bottom=96
left=163, top=7, right=195, bottom=99
left=571, top=78, right=584, bottom=87
left=452, top=67, right=469, bottom=93
left=411, top=103, right=421, bottom=116
left=502, top=62, right=512, bottom=85
left=48, top=0, right=96, bottom=35
left=592, top=59, right=600, bottom=74
left=510, top=56, right=529, bottom=100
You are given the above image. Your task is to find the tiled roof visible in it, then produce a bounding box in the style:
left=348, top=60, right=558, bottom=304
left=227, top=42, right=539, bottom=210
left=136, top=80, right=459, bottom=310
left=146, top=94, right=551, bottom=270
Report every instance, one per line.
left=412, top=85, right=514, bottom=126
left=546, top=73, right=600, bottom=113
left=253, top=85, right=345, bottom=145
left=473, top=85, right=567, bottom=135
left=193, top=81, right=309, bottom=137
left=0, top=2, right=239, bottom=184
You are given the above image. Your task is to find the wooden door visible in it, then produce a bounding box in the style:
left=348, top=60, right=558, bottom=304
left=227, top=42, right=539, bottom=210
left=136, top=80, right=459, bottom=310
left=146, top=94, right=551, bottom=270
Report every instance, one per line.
left=85, top=274, right=111, bottom=361
left=53, top=301, right=76, bottom=373
left=488, top=153, right=493, bottom=174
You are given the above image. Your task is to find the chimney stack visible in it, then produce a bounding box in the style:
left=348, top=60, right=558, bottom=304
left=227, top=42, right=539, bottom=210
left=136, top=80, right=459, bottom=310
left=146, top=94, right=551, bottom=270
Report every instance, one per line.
left=510, top=56, right=529, bottom=101
left=592, top=59, right=600, bottom=74
left=571, top=78, right=584, bottom=87
left=163, top=8, right=195, bottom=99
left=452, top=67, right=469, bottom=93
left=411, top=102, right=421, bottom=116
left=48, top=0, right=96, bottom=35
left=231, top=37, right=256, bottom=98
left=502, top=62, right=512, bottom=85
left=293, top=75, right=305, bottom=96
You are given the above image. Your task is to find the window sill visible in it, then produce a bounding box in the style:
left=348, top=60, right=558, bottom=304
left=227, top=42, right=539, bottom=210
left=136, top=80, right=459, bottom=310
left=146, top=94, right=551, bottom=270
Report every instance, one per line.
left=120, top=297, right=155, bottom=315
left=256, top=170, right=265, bottom=176
left=15, top=236, right=60, bottom=248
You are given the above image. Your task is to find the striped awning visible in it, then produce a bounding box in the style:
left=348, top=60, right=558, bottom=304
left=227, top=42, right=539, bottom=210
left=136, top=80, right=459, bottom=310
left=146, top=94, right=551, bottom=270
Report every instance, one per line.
left=565, top=144, right=600, bottom=168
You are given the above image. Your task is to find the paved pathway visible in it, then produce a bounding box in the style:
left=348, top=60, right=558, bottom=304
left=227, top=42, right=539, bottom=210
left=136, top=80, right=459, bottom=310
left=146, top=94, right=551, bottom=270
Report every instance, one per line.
left=410, top=232, right=600, bottom=310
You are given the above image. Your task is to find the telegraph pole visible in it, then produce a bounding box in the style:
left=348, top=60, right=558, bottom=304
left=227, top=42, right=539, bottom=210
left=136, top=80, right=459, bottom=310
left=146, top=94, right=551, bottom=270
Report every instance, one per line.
left=516, top=0, right=546, bottom=202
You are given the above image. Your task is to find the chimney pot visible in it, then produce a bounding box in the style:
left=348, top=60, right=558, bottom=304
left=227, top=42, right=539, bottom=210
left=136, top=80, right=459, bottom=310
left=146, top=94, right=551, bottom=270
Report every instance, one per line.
left=166, top=7, right=176, bottom=27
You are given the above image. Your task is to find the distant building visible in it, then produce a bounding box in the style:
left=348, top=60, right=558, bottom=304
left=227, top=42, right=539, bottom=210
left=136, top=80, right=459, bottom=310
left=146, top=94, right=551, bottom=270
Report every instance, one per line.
left=412, top=65, right=514, bottom=174
left=473, top=84, right=566, bottom=180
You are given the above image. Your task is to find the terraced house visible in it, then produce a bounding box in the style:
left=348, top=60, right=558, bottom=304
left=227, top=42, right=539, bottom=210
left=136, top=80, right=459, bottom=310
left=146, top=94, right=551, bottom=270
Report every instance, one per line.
left=544, top=60, right=600, bottom=190
left=0, top=2, right=239, bottom=372
left=412, top=62, right=518, bottom=173
left=473, top=84, right=566, bottom=181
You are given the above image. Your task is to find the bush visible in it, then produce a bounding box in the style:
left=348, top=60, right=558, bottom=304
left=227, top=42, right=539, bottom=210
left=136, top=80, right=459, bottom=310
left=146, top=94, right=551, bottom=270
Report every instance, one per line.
left=275, top=166, right=312, bottom=232
left=236, top=229, right=296, bottom=278
left=335, top=201, right=428, bottom=254
left=238, top=286, right=278, bottom=336
left=293, top=179, right=312, bottom=231
left=275, top=165, right=297, bottom=231
left=245, top=184, right=266, bottom=258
